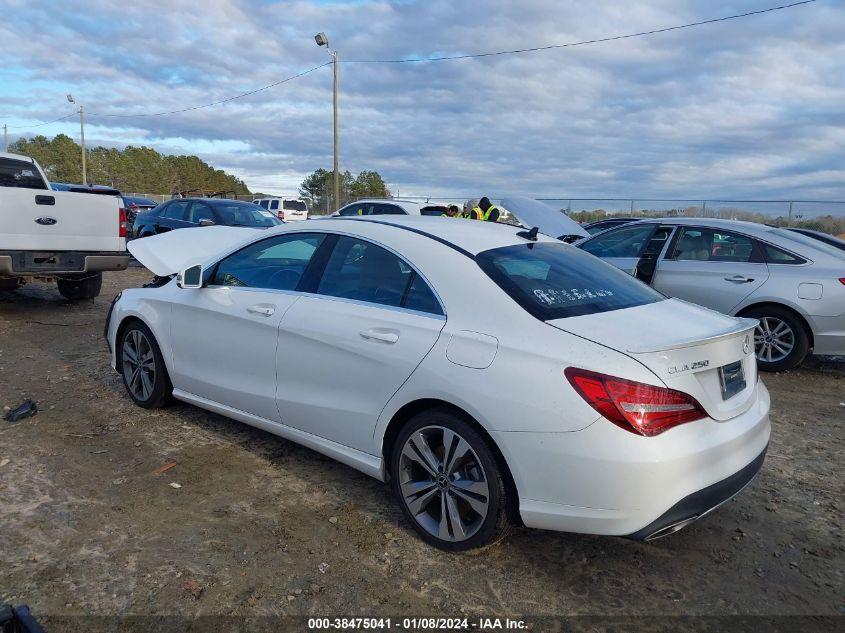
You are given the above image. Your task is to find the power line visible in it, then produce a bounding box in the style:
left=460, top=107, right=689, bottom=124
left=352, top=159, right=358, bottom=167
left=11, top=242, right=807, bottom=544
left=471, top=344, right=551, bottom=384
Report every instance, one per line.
left=87, top=61, right=332, bottom=118
left=344, top=0, right=818, bottom=63
left=5, top=112, right=77, bottom=130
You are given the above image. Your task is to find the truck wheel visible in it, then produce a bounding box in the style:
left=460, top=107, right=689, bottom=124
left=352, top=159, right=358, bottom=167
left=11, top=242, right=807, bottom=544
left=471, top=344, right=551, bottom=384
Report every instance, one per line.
left=57, top=273, right=103, bottom=300
left=0, top=277, right=24, bottom=292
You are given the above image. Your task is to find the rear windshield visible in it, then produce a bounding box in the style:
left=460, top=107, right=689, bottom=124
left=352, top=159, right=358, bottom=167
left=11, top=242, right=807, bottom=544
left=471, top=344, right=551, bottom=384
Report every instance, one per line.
left=476, top=242, right=664, bottom=320
left=283, top=200, right=307, bottom=211
left=0, top=157, right=47, bottom=189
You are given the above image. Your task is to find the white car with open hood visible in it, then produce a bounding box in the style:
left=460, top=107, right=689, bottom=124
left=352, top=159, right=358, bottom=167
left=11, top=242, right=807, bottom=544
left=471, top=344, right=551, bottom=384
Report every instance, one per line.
left=108, top=216, right=770, bottom=550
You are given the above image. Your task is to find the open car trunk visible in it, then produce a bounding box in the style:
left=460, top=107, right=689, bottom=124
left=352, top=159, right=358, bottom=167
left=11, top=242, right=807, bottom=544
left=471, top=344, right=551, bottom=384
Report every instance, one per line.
left=548, top=299, right=759, bottom=421
left=128, top=225, right=260, bottom=276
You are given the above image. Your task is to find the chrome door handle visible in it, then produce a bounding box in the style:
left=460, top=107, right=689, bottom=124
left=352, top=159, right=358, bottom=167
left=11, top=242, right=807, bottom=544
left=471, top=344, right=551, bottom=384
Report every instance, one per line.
left=360, top=328, right=399, bottom=344
left=724, top=275, right=754, bottom=283
left=247, top=304, right=275, bottom=316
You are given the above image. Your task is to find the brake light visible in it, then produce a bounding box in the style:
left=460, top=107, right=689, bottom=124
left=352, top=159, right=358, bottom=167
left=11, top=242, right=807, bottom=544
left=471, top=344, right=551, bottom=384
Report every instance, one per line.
left=119, top=207, right=127, bottom=238
left=278, top=210, right=285, bottom=220
left=839, top=278, right=845, bottom=285
left=564, top=367, right=706, bottom=437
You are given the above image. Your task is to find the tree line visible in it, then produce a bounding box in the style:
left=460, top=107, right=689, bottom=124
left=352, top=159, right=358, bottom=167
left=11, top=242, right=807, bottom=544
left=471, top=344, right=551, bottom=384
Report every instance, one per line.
left=299, top=168, right=390, bottom=212
left=9, top=134, right=251, bottom=195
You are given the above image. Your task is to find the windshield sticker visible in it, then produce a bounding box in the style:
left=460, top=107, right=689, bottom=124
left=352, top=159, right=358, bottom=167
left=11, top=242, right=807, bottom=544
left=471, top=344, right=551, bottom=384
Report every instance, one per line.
left=533, top=288, right=614, bottom=305
left=259, top=210, right=275, bottom=218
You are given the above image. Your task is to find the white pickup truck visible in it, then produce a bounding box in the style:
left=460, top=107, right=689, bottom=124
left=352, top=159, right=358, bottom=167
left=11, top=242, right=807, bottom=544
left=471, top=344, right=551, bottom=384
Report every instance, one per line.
left=0, top=151, right=129, bottom=300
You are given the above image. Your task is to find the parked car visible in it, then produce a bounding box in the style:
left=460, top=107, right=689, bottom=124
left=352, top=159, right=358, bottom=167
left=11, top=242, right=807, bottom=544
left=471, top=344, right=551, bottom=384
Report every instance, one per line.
left=132, top=198, right=282, bottom=238
left=582, top=217, right=639, bottom=235
left=786, top=227, right=845, bottom=252
left=329, top=199, right=427, bottom=217
left=254, top=197, right=309, bottom=222
left=0, top=152, right=129, bottom=299
left=122, top=196, right=158, bottom=224
left=110, top=216, right=770, bottom=550
left=575, top=217, right=845, bottom=371
left=51, top=182, right=122, bottom=197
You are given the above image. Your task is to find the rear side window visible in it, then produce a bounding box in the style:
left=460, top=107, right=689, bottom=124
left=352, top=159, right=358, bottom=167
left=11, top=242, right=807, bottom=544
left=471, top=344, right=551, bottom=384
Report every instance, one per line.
left=317, top=237, right=442, bottom=314
left=283, top=200, right=307, bottom=211
left=477, top=242, right=664, bottom=320
left=373, top=204, right=406, bottom=215
left=211, top=233, right=325, bottom=290
left=0, top=157, right=47, bottom=189
left=762, top=243, right=806, bottom=265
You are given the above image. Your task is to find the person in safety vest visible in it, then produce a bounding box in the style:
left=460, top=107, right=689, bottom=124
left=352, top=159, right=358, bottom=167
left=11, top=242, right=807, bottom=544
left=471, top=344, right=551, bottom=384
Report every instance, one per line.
left=444, top=204, right=460, bottom=218
left=461, top=199, right=481, bottom=219
left=475, top=196, right=500, bottom=222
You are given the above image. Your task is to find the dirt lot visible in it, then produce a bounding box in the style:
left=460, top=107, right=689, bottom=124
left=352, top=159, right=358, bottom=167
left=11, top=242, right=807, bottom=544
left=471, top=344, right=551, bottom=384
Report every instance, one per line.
left=0, top=269, right=842, bottom=629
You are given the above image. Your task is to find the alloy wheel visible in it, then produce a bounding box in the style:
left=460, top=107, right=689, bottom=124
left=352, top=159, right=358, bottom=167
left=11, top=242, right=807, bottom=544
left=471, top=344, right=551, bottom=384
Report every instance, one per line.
left=122, top=329, right=156, bottom=401
left=397, top=425, right=490, bottom=543
left=754, top=316, right=795, bottom=364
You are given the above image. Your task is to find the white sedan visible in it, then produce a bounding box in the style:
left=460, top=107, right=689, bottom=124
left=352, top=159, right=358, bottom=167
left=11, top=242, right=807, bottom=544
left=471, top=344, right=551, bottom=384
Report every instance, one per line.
left=108, top=216, right=770, bottom=550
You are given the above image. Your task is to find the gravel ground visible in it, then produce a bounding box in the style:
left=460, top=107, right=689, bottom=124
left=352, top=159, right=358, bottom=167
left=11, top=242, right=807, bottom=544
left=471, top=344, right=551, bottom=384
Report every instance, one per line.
left=0, top=270, right=842, bottom=630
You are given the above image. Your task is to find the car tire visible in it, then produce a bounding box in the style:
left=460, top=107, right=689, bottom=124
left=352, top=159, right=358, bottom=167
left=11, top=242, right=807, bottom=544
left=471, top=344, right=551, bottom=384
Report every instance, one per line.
left=390, top=408, right=511, bottom=551
left=0, top=276, right=24, bottom=292
left=744, top=305, right=809, bottom=372
left=57, top=272, right=103, bottom=300
left=118, top=320, right=172, bottom=408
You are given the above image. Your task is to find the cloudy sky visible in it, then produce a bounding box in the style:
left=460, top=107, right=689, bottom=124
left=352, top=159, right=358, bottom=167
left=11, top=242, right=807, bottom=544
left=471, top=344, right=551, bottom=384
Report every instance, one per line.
left=1, top=0, right=843, bottom=201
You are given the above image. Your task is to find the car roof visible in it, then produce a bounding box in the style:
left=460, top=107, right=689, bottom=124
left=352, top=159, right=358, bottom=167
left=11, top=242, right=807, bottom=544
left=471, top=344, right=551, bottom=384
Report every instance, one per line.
left=341, top=199, right=425, bottom=213
left=624, top=216, right=781, bottom=234
left=277, top=215, right=558, bottom=255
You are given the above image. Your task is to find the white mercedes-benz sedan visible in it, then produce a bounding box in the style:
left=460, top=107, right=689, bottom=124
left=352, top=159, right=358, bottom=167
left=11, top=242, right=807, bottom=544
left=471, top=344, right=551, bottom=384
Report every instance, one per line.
left=107, top=216, right=770, bottom=550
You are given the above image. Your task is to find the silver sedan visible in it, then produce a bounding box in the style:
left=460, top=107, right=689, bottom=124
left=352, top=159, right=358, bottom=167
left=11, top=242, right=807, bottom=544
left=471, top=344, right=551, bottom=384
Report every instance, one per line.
left=577, top=217, right=845, bottom=371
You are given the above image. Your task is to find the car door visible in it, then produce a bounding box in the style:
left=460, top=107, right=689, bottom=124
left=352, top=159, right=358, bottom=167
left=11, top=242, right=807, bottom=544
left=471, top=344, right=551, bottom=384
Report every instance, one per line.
left=169, top=232, right=327, bottom=421
left=152, top=199, right=192, bottom=234
left=275, top=235, right=446, bottom=452
left=650, top=226, right=770, bottom=313
left=579, top=223, right=660, bottom=274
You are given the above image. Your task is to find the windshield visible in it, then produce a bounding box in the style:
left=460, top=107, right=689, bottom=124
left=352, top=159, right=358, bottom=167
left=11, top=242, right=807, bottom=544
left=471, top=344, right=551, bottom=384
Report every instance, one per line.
left=213, top=202, right=283, bottom=227
left=0, top=157, right=47, bottom=189
left=476, top=242, right=665, bottom=320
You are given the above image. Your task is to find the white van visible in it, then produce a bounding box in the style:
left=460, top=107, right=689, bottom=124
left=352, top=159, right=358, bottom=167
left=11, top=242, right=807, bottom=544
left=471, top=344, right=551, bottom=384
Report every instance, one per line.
left=253, top=198, right=309, bottom=222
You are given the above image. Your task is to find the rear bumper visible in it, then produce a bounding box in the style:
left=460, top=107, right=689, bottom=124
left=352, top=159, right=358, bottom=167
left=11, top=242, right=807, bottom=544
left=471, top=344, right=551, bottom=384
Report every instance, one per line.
left=625, top=444, right=767, bottom=540
left=0, top=251, right=129, bottom=276
left=807, top=313, right=845, bottom=356
left=495, top=380, right=771, bottom=536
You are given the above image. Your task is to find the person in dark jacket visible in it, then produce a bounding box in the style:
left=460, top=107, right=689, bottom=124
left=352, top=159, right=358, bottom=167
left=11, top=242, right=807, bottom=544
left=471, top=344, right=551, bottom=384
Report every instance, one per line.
left=477, top=197, right=500, bottom=222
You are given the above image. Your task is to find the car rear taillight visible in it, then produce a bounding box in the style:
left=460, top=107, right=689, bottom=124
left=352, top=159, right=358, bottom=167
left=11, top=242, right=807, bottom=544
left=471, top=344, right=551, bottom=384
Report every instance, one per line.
left=278, top=210, right=285, bottom=220
left=119, top=207, right=127, bottom=238
left=564, top=367, right=707, bottom=437
left=839, top=278, right=845, bottom=285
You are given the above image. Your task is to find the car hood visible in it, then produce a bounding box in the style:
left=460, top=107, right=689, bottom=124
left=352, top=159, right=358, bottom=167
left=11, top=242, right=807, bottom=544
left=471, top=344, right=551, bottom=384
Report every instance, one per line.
left=128, top=226, right=261, bottom=276
left=501, top=197, right=589, bottom=240
left=548, top=299, right=760, bottom=421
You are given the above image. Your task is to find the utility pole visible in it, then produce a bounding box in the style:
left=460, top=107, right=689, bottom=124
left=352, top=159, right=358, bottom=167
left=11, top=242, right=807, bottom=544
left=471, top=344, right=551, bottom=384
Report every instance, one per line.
left=315, top=32, right=340, bottom=211
left=3, top=124, right=7, bottom=152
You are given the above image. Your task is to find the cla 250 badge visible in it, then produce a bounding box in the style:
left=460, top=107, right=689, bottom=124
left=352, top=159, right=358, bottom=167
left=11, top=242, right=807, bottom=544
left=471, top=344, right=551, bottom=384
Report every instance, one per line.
left=35, top=216, right=57, bottom=225
left=668, top=359, right=710, bottom=374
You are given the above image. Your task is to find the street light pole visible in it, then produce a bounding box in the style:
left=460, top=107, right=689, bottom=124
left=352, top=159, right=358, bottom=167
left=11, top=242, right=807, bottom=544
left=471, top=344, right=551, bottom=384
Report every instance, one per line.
left=315, top=32, right=340, bottom=211
left=67, top=94, right=86, bottom=184
left=332, top=48, right=340, bottom=212
left=3, top=124, right=7, bottom=152
left=79, top=105, right=87, bottom=185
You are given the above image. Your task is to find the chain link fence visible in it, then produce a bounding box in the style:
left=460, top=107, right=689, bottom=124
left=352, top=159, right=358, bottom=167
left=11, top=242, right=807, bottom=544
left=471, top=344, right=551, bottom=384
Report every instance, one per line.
left=121, top=193, right=845, bottom=234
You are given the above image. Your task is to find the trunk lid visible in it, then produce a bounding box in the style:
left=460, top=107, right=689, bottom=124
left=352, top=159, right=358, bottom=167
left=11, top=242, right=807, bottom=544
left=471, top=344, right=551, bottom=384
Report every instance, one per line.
left=128, top=225, right=261, bottom=276
left=548, top=298, right=759, bottom=421
left=501, top=196, right=589, bottom=241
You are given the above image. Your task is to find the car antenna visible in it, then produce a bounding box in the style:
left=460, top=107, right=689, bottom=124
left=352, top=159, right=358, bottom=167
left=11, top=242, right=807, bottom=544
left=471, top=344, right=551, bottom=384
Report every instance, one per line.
left=516, top=226, right=539, bottom=241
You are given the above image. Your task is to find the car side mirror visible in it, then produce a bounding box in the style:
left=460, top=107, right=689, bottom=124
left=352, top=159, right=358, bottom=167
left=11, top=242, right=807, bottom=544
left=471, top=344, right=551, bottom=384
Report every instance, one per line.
left=177, top=264, right=203, bottom=289
left=198, top=219, right=215, bottom=227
